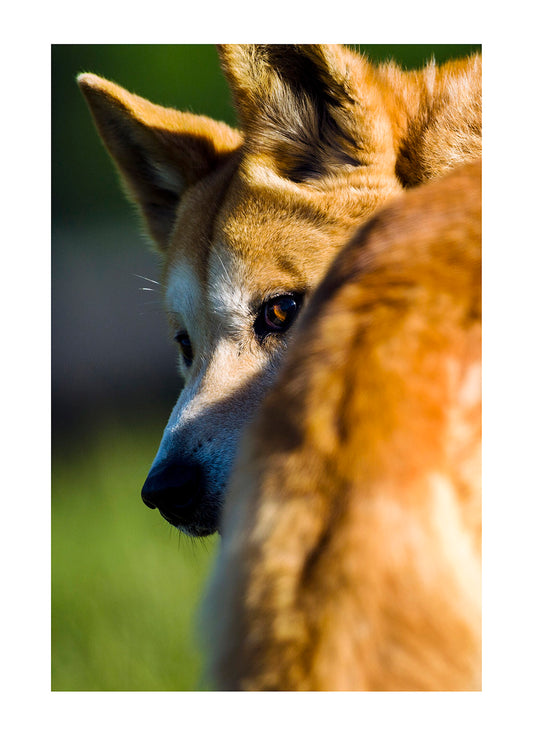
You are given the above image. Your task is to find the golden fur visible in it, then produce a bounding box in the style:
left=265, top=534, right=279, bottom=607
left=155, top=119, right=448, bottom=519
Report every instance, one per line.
left=206, top=160, right=481, bottom=691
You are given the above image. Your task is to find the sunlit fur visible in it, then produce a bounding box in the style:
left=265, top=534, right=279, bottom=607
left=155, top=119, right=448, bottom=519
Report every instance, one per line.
left=206, top=160, right=481, bottom=691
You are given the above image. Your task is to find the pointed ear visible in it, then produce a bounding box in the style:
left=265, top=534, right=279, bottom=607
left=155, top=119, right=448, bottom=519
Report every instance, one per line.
left=77, top=73, right=242, bottom=250
left=217, top=44, right=390, bottom=183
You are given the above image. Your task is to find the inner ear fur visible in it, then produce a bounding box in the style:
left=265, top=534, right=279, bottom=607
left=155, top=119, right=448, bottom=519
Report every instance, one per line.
left=78, top=73, right=242, bottom=250
left=217, top=44, right=394, bottom=183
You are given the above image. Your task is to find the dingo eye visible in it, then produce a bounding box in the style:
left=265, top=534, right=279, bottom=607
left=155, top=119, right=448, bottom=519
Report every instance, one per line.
left=255, top=293, right=302, bottom=338
left=174, top=330, right=193, bottom=367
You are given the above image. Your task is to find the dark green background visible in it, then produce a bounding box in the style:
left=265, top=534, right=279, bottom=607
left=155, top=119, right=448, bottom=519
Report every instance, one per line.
left=52, top=44, right=481, bottom=691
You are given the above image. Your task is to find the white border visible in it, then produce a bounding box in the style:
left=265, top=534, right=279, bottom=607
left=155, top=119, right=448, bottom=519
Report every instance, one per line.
left=3, top=3, right=532, bottom=752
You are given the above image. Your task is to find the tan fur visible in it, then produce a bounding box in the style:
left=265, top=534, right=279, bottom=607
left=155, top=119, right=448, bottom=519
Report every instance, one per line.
left=78, top=45, right=481, bottom=539
left=206, top=160, right=482, bottom=691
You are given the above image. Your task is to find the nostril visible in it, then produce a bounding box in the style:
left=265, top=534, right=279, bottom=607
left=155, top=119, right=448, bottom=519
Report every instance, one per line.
left=141, top=461, right=203, bottom=512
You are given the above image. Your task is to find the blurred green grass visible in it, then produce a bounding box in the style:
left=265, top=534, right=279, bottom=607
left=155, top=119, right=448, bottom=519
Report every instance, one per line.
left=52, top=418, right=217, bottom=691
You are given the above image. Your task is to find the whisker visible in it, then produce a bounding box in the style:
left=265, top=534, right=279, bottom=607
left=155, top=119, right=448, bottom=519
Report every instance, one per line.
left=132, top=273, right=161, bottom=286
left=212, top=249, right=233, bottom=287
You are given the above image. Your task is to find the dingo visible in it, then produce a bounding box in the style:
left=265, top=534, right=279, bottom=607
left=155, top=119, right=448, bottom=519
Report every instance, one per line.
left=78, top=44, right=481, bottom=536
left=206, top=159, right=482, bottom=691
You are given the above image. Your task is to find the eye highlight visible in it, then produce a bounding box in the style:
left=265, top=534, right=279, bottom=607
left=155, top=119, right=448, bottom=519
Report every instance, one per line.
left=174, top=330, right=193, bottom=367
left=254, top=293, right=303, bottom=339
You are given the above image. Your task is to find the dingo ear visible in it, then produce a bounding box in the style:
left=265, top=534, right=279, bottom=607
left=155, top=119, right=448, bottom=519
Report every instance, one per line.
left=217, top=44, right=394, bottom=183
left=78, top=73, right=242, bottom=250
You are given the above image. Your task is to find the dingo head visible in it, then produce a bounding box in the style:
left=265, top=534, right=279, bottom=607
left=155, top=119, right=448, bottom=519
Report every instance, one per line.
left=78, top=45, right=480, bottom=536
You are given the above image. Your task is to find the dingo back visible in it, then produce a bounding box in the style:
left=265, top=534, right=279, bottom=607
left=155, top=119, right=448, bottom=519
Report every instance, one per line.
left=206, top=160, right=482, bottom=691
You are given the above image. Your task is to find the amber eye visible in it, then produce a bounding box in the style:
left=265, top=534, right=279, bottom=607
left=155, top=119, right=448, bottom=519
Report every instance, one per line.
left=255, top=293, right=302, bottom=339
left=174, top=330, right=193, bottom=367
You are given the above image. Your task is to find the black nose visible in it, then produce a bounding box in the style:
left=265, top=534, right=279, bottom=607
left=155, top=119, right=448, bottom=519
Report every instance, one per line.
left=141, top=460, right=203, bottom=523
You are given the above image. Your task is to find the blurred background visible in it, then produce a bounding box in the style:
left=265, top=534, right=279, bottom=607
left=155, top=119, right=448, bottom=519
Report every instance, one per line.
left=52, top=43, right=481, bottom=691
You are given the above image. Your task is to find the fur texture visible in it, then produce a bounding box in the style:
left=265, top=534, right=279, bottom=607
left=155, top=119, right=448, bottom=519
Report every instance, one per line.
left=206, top=160, right=482, bottom=691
